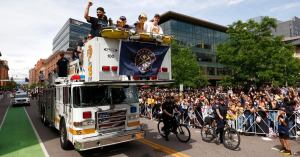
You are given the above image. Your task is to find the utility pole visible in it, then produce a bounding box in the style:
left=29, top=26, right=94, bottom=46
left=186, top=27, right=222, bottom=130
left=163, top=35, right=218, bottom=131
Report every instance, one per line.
left=285, top=64, right=288, bottom=87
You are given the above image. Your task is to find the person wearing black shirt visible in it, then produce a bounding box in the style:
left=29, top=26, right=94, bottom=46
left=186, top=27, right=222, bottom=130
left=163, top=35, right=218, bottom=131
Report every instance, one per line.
left=161, top=96, right=176, bottom=141
left=56, top=53, right=69, bottom=77
left=84, top=1, right=108, bottom=37
left=215, top=97, right=228, bottom=143
left=277, top=107, right=292, bottom=155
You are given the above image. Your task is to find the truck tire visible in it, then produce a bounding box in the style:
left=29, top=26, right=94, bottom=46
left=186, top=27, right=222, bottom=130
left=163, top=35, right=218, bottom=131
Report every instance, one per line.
left=59, top=118, right=73, bottom=150
left=41, top=108, right=49, bottom=126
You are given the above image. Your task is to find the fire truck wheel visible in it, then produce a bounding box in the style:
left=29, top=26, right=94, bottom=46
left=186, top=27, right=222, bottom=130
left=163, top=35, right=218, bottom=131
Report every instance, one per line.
left=41, top=108, right=49, bottom=126
left=59, top=119, right=73, bottom=150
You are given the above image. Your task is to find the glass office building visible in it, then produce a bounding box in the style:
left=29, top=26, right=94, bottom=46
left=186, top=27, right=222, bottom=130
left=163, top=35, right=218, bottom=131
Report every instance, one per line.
left=160, top=11, right=228, bottom=83
left=53, top=18, right=91, bottom=52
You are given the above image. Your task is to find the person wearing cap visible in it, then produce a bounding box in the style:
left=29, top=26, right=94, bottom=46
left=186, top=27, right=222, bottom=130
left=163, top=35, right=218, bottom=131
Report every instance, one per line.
left=277, top=107, right=292, bottom=155
left=135, top=13, right=147, bottom=33
left=116, top=16, right=129, bottom=30
left=84, top=1, right=108, bottom=37
left=161, top=96, right=178, bottom=141
left=144, top=14, right=164, bottom=35
left=214, top=96, right=228, bottom=144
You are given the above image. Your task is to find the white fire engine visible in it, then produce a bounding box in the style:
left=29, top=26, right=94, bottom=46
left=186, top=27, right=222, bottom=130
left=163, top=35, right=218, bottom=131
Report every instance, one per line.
left=38, top=35, right=172, bottom=151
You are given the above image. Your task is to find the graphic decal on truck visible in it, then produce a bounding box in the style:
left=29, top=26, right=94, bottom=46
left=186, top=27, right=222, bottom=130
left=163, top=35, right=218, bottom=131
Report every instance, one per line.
left=87, top=45, right=93, bottom=81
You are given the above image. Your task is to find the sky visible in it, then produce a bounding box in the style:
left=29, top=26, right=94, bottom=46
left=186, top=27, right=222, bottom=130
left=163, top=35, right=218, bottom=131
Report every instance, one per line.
left=0, top=0, right=299, bottom=80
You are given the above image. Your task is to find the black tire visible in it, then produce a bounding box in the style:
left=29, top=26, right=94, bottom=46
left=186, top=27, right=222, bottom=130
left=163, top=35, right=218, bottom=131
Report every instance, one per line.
left=201, top=123, right=215, bottom=142
left=59, top=119, right=73, bottom=150
left=157, top=120, right=166, bottom=137
left=223, top=128, right=240, bottom=150
left=175, top=124, right=191, bottom=143
left=41, top=108, right=49, bottom=126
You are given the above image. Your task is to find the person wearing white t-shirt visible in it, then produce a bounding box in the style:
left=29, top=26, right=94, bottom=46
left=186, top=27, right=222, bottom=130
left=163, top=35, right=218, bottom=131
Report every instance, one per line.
left=144, top=14, right=164, bottom=35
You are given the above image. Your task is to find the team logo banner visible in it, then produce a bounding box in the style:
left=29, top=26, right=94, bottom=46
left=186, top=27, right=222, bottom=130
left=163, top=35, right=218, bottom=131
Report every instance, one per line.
left=119, top=41, right=170, bottom=76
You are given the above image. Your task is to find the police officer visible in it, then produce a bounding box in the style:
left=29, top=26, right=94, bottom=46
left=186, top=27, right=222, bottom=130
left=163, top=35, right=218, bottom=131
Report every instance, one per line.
left=162, top=96, right=176, bottom=141
left=215, top=96, right=228, bottom=143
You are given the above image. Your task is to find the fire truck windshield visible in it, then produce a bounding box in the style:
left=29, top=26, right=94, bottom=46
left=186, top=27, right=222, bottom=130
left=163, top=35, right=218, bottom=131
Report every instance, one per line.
left=73, top=85, right=138, bottom=107
left=111, top=86, right=138, bottom=104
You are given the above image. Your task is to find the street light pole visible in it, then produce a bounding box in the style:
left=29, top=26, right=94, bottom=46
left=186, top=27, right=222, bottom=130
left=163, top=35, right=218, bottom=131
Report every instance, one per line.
left=284, top=65, right=287, bottom=87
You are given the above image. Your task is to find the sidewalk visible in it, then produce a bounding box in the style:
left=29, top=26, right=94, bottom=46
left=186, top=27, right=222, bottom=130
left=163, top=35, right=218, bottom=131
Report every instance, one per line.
left=0, top=106, right=45, bottom=157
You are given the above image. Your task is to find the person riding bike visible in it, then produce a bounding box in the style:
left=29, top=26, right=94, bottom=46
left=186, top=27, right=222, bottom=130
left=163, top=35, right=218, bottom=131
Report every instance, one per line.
left=214, top=96, right=228, bottom=144
left=162, top=96, right=179, bottom=141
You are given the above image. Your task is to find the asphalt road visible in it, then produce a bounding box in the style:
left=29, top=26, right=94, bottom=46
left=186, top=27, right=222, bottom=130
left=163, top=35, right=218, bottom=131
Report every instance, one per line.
left=1, top=97, right=300, bottom=157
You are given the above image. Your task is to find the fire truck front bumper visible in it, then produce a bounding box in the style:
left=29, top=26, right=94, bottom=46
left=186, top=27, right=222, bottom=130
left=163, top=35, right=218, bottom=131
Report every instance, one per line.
left=74, top=129, right=145, bottom=151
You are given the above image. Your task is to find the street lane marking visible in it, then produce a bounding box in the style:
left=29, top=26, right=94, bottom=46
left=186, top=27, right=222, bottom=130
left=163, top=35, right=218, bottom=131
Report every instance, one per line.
left=24, top=107, right=50, bottom=157
left=138, top=138, right=190, bottom=157
left=0, top=102, right=10, bottom=131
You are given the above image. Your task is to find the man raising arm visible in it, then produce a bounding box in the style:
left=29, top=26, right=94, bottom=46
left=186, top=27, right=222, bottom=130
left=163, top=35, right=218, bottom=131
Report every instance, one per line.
left=84, top=1, right=108, bottom=37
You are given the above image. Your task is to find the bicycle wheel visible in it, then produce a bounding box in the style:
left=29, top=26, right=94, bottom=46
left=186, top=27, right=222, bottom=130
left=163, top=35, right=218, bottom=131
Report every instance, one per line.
left=175, top=124, right=191, bottom=143
left=201, top=123, right=215, bottom=142
left=157, top=120, right=166, bottom=137
left=223, top=127, right=240, bottom=150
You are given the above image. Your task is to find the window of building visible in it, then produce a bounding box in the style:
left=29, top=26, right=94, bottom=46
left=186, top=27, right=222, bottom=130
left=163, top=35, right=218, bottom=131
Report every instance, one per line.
left=207, top=67, right=215, bottom=75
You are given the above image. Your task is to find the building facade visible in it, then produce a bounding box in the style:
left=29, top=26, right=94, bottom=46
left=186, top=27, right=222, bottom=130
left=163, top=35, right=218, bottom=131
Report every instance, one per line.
left=0, top=60, right=9, bottom=87
left=29, top=68, right=37, bottom=86
left=159, top=11, right=228, bottom=82
left=53, top=18, right=91, bottom=52
left=272, top=16, right=300, bottom=37
left=284, top=36, right=300, bottom=58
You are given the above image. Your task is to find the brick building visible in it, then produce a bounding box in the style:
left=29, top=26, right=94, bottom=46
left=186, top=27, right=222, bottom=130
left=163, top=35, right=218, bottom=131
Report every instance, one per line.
left=0, top=59, right=9, bottom=87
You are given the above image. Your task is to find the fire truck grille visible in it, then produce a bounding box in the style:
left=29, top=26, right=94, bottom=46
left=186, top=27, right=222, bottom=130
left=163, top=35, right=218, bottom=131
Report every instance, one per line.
left=95, top=109, right=127, bottom=133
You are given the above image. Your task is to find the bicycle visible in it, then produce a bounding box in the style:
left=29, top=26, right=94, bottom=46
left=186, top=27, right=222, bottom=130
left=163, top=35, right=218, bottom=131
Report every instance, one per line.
left=201, top=116, right=241, bottom=150
left=157, top=112, right=191, bottom=143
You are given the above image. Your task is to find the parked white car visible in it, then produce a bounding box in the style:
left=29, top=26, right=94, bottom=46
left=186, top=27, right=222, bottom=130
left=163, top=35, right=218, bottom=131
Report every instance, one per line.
left=11, top=92, right=30, bottom=106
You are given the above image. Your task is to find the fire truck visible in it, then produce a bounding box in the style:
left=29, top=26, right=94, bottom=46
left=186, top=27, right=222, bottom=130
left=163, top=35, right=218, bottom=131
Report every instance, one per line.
left=38, top=33, right=172, bottom=151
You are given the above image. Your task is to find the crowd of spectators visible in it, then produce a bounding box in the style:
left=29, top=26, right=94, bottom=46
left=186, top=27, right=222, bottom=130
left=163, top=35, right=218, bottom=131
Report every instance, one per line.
left=138, top=86, right=300, bottom=137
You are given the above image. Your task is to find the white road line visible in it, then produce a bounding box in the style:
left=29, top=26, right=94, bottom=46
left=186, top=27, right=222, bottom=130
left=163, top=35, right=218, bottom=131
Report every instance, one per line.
left=0, top=103, right=10, bottom=131
left=24, top=107, right=50, bottom=157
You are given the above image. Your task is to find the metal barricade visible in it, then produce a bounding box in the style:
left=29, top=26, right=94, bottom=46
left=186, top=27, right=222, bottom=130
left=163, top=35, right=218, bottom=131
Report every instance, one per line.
left=233, top=109, right=299, bottom=138
left=158, top=104, right=300, bottom=139
left=287, top=111, right=300, bottom=138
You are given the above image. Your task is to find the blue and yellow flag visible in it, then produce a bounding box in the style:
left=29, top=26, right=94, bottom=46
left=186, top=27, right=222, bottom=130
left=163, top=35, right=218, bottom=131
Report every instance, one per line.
left=119, top=41, right=170, bottom=76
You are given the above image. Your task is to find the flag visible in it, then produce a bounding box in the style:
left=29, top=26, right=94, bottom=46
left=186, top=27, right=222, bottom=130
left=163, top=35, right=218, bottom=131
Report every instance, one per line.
left=119, top=41, right=170, bottom=77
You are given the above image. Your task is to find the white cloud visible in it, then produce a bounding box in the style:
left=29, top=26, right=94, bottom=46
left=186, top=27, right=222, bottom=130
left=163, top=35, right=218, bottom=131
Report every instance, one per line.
left=270, top=2, right=300, bottom=12
left=226, top=0, right=245, bottom=6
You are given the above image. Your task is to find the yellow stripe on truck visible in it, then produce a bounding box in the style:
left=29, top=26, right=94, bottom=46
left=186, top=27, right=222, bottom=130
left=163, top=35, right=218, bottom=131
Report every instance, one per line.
left=68, top=128, right=96, bottom=135
left=54, top=117, right=60, bottom=124
left=127, top=121, right=140, bottom=127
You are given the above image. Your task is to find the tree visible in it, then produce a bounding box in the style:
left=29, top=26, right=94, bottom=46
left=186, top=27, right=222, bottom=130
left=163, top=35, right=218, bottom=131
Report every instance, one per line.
left=171, top=41, right=208, bottom=87
left=217, top=17, right=300, bottom=87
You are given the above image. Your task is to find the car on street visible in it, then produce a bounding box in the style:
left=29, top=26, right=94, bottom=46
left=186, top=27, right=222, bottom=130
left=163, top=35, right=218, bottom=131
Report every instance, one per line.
left=11, top=92, right=30, bottom=106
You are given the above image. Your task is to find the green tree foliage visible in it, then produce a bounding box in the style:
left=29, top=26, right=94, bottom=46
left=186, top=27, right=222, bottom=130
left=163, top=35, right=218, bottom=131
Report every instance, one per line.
left=171, top=41, right=208, bottom=87
left=217, top=17, right=300, bottom=87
